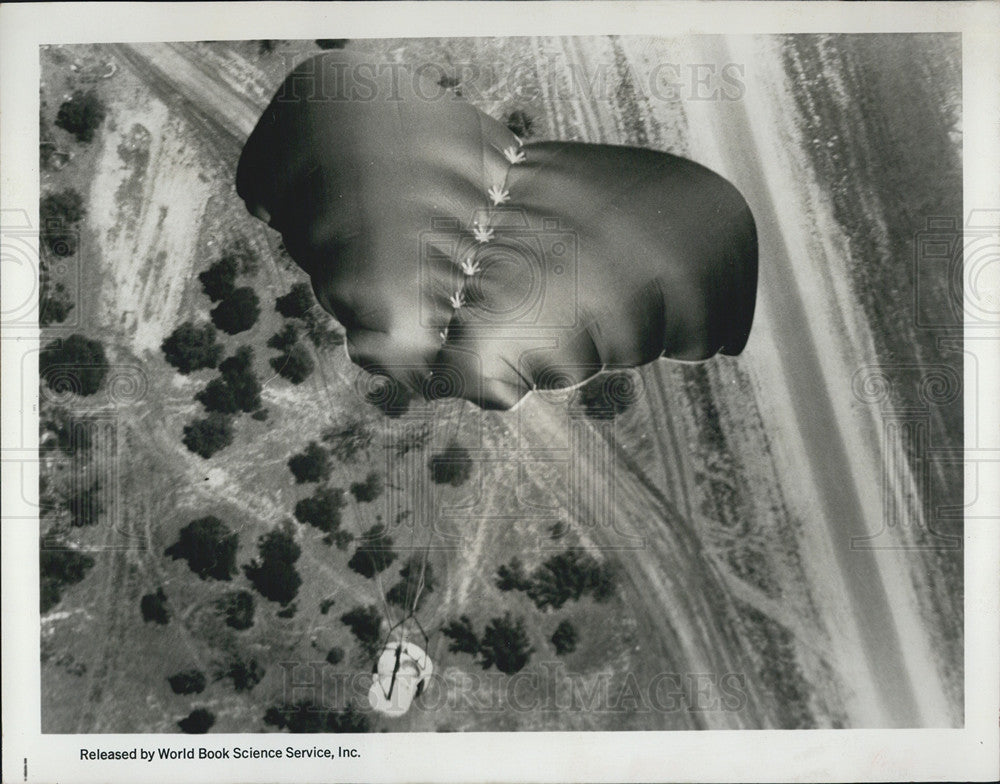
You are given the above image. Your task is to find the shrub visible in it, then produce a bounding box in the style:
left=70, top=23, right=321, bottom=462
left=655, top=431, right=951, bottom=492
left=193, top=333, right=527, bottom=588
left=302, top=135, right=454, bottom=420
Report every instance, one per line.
left=40, top=334, right=109, bottom=397
left=211, top=286, right=260, bottom=335
left=523, top=549, right=615, bottom=610
left=275, top=282, right=314, bottom=319
left=198, top=256, right=239, bottom=302
left=294, top=486, right=345, bottom=534
left=182, top=413, right=234, bottom=458
left=55, top=90, right=107, bottom=143
left=349, top=471, right=384, bottom=503
left=40, top=545, right=95, bottom=613
left=326, top=647, right=345, bottom=665
left=217, top=657, right=264, bottom=692
left=167, top=669, right=206, bottom=695
left=263, top=700, right=370, bottom=733
left=347, top=524, right=397, bottom=579
left=339, top=605, right=382, bottom=658
left=161, top=322, right=223, bottom=374
left=478, top=612, right=533, bottom=674
left=322, top=420, right=373, bottom=463
left=428, top=444, right=473, bottom=487
left=276, top=602, right=297, bottom=619
left=140, top=587, right=170, bottom=624
left=315, top=39, right=349, bottom=50
left=505, top=109, right=535, bottom=138
left=495, top=557, right=530, bottom=592
left=319, top=598, right=335, bottom=615
left=270, top=343, right=315, bottom=384
left=441, top=615, right=479, bottom=656
left=177, top=708, right=214, bottom=734
left=217, top=590, right=255, bottom=630
left=288, top=441, right=330, bottom=484
left=244, top=528, right=301, bottom=606
left=165, top=516, right=238, bottom=581
left=551, top=619, right=578, bottom=655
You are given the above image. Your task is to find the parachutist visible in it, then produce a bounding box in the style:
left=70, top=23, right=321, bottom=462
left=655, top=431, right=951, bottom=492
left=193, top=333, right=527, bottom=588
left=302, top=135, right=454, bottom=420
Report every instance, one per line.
left=472, top=222, right=494, bottom=243
left=460, top=255, right=481, bottom=276
left=502, top=145, right=526, bottom=164
left=488, top=185, right=511, bottom=205
left=449, top=291, right=465, bottom=310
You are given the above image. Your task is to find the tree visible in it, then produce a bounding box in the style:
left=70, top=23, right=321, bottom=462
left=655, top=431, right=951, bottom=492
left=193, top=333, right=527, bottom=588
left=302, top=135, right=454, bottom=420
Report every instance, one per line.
left=182, top=412, right=234, bottom=458
left=168, top=669, right=206, bottom=695
left=263, top=700, right=370, bottom=733
left=386, top=557, right=435, bottom=611
left=40, top=334, right=109, bottom=397
left=267, top=323, right=299, bottom=352
left=270, top=342, right=315, bottom=384
left=275, top=282, right=314, bottom=319
left=347, top=524, right=397, bottom=579
left=244, top=528, right=301, bottom=606
left=478, top=613, right=533, bottom=674
left=288, top=441, right=331, bottom=484
left=293, top=486, right=345, bottom=534
left=161, top=322, right=223, bottom=374
left=140, top=587, right=170, bottom=624
left=551, top=619, right=578, bottom=655
left=196, top=346, right=262, bottom=414
left=339, top=605, right=382, bottom=658
left=350, top=471, right=384, bottom=503
left=40, top=189, right=85, bottom=257
left=441, top=615, right=479, bottom=656
left=211, top=286, right=260, bottom=335
left=217, top=657, right=264, bottom=692
left=40, top=545, right=95, bottom=613
left=217, top=590, right=255, bottom=630
left=428, top=444, right=473, bottom=487
left=523, top=549, right=616, bottom=609
left=178, top=708, right=214, bottom=734
left=198, top=256, right=239, bottom=302
left=326, top=647, right=345, bottom=665
left=165, top=516, right=238, bottom=581
left=55, top=90, right=107, bottom=143
left=495, top=557, right=530, bottom=592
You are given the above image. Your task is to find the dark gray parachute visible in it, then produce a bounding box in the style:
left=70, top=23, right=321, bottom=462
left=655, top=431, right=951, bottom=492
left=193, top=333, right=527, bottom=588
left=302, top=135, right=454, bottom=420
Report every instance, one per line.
left=236, top=51, right=758, bottom=410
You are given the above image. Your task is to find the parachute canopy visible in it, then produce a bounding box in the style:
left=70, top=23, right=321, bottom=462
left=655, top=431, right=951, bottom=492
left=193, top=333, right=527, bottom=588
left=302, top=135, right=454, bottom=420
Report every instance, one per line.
left=368, top=640, right=433, bottom=717
left=236, top=51, right=758, bottom=410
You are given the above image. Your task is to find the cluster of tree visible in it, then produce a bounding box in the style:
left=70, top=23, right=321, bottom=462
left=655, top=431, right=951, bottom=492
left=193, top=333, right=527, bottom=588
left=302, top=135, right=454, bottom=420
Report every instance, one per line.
left=243, top=527, right=302, bottom=607
left=267, top=323, right=315, bottom=384
left=217, top=589, right=255, bottom=630
left=263, top=700, right=370, bottom=733
left=495, top=549, right=615, bottom=610
left=287, top=441, right=331, bottom=484
left=550, top=619, right=578, bottom=655
left=38, top=189, right=85, bottom=324
left=339, top=605, right=383, bottom=659
left=275, top=282, right=344, bottom=350
left=54, top=89, right=107, bottom=143
left=178, top=708, right=214, bottom=734
left=39, top=334, right=109, bottom=397
left=428, top=444, right=473, bottom=487
left=40, top=544, right=95, bottom=613
left=164, top=516, right=238, bottom=581
left=183, top=346, right=263, bottom=458
left=161, top=321, right=223, bottom=374
left=294, top=486, right=351, bottom=548
left=385, top=556, right=435, bottom=612
left=216, top=656, right=265, bottom=692
left=140, top=586, right=170, bottom=625
left=441, top=612, right=534, bottom=674
left=349, top=471, right=384, bottom=503
left=200, top=243, right=262, bottom=335
left=347, top=524, right=397, bottom=579
left=211, top=287, right=260, bottom=336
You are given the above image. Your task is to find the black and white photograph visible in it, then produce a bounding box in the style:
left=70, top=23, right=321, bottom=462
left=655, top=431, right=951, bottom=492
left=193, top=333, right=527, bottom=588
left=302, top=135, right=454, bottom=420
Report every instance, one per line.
left=2, top=2, right=998, bottom=782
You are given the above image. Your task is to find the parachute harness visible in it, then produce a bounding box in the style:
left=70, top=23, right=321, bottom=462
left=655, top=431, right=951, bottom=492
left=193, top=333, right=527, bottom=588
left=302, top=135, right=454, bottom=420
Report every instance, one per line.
left=439, top=135, right=525, bottom=345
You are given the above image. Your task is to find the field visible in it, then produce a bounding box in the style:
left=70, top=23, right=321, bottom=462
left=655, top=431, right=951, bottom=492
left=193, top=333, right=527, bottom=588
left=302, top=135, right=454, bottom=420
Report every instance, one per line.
left=38, top=35, right=962, bottom=733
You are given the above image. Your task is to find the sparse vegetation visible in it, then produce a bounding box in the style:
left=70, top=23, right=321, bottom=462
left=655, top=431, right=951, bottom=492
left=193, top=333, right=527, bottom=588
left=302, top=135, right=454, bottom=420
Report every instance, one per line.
left=178, top=708, right=214, bottom=734
left=495, top=549, right=615, bottom=610
left=165, top=517, right=238, bottom=581
left=55, top=89, right=107, bottom=143
left=322, top=419, right=374, bottom=463
left=386, top=556, right=435, bottom=611
left=182, top=412, right=234, bottom=458
left=244, top=527, right=302, bottom=607
left=441, top=615, right=479, bottom=656
left=263, top=700, right=370, bottom=733
left=478, top=612, right=533, bottom=674
left=428, top=444, right=473, bottom=487
left=339, top=605, right=383, bottom=658
left=167, top=669, right=206, bottom=695
left=140, top=587, right=170, bottom=625
left=347, top=524, right=398, bottom=579
left=40, top=334, right=109, bottom=397
left=210, top=286, right=260, bottom=335
left=161, top=322, right=223, bottom=374
left=551, top=619, right=578, bottom=655
left=217, top=590, right=255, bottom=631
